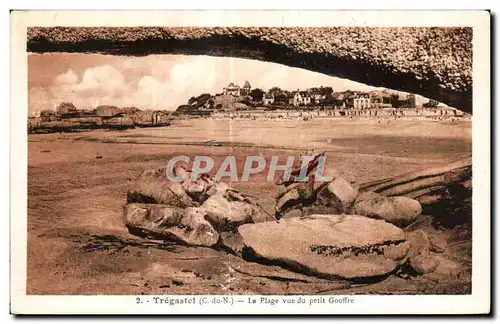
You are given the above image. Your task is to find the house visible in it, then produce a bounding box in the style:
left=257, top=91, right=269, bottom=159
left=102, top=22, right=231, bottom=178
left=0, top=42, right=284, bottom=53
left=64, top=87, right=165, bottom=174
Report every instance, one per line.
left=56, top=102, right=78, bottom=116
left=370, top=91, right=392, bottom=108
left=397, top=93, right=419, bottom=108
left=424, top=99, right=440, bottom=108
left=331, top=92, right=347, bottom=108
left=223, top=82, right=241, bottom=96
left=262, top=92, right=275, bottom=105
left=308, top=88, right=326, bottom=103
left=290, top=90, right=312, bottom=106
left=353, top=93, right=371, bottom=109
left=240, top=81, right=252, bottom=96
left=406, top=94, right=426, bottom=108
left=344, top=92, right=357, bottom=108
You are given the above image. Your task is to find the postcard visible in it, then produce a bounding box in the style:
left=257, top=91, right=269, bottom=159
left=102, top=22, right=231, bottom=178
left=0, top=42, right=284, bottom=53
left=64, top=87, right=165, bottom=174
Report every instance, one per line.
left=10, top=10, right=490, bottom=315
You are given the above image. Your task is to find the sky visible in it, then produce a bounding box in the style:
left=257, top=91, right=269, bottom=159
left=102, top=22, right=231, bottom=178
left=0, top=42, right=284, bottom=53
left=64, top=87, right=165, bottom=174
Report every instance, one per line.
left=28, top=53, right=380, bottom=115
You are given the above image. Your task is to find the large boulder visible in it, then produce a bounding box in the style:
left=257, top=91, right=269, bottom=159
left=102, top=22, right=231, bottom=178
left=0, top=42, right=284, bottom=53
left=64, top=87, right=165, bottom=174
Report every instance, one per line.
left=127, top=167, right=205, bottom=207
left=238, top=214, right=409, bottom=279
left=201, top=187, right=274, bottom=228
left=95, top=105, right=121, bottom=117
left=409, top=252, right=439, bottom=274
left=352, top=191, right=421, bottom=226
left=326, top=177, right=359, bottom=208
left=127, top=110, right=171, bottom=127
left=127, top=172, right=197, bottom=208
left=104, top=115, right=134, bottom=128
left=123, top=203, right=219, bottom=247
left=128, top=166, right=230, bottom=208
left=310, top=177, right=359, bottom=214
left=201, top=194, right=255, bottom=230
left=125, top=167, right=273, bottom=249
left=405, top=230, right=440, bottom=274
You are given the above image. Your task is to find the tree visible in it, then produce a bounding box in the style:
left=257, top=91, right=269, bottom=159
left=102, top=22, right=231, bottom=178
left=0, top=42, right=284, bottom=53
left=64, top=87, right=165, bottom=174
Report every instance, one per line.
left=269, top=87, right=282, bottom=95
left=320, top=86, right=333, bottom=97
left=274, top=93, right=288, bottom=105
left=391, top=94, right=401, bottom=108
left=249, top=88, right=265, bottom=102
left=196, top=93, right=211, bottom=104
left=188, top=96, right=197, bottom=105
left=423, top=99, right=439, bottom=108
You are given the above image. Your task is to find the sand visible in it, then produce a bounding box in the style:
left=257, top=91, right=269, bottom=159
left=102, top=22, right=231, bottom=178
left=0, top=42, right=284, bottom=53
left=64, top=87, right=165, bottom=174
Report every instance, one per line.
left=27, top=118, right=472, bottom=295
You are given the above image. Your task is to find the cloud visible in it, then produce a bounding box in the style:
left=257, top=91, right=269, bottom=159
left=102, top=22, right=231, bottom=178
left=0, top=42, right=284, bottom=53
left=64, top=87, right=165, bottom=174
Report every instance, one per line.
left=28, top=87, right=55, bottom=113
left=41, top=58, right=223, bottom=111
left=76, top=65, right=128, bottom=98
left=54, top=69, right=78, bottom=85
left=29, top=54, right=382, bottom=114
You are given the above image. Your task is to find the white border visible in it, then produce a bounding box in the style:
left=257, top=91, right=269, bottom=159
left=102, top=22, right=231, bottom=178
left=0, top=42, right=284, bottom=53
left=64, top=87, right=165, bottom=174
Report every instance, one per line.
left=10, top=10, right=491, bottom=315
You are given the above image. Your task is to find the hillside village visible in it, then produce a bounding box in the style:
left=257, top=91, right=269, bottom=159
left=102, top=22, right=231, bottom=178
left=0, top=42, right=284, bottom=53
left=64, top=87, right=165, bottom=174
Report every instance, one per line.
left=174, top=81, right=467, bottom=119
left=28, top=81, right=469, bottom=134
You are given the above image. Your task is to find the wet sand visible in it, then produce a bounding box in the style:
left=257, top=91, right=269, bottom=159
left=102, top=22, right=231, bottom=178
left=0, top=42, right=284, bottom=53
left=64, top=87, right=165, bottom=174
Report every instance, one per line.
left=27, top=118, right=472, bottom=295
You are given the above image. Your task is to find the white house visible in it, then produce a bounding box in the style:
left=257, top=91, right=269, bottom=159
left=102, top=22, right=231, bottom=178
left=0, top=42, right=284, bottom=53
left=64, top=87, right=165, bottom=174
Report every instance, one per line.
left=263, top=92, right=275, bottom=105
left=290, top=91, right=312, bottom=106
left=353, top=93, right=371, bottom=109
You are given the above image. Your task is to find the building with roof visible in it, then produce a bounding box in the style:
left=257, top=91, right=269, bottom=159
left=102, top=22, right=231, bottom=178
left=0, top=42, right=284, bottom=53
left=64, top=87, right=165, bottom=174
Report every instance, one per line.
left=370, top=90, right=393, bottom=108
left=223, top=82, right=241, bottom=96
left=241, top=81, right=252, bottom=96
left=308, top=88, right=326, bottom=103
left=222, top=81, right=252, bottom=97
left=353, top=93, right=372, bottom=109
left=262, top=92, right=275, bottom=105
left=290, top=90, right=312, bottom=106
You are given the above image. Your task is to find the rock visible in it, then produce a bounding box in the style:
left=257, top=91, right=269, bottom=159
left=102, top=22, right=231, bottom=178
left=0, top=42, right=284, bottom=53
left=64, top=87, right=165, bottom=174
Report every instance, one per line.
left=275, top=187, right=302, bottom=217
left=128, top=175, right=196, bottom=208
left=422, top=255, right=463, bottom=280
left=353, top=191, right=421, bottom=226
left=127, top=168, right=197, bottom=207
left=320, top=177, right=358, bottom=213
left=123, top=203, right=219, bottom=247
left=405, top=230, right=441, bottom=274
left=28, top=27, right=474, bottom=113
left=238, top=214, right=408, bottom=279
left=406, top=230, right=431, bottom=258
left=206, top=181, right=230, bottom=197
left=344, top=173, right=360, bottom=191
left=181, top=176, right=213, bottom=203
left=219, top=231, right=245, bottom=254
left=127, top=110, right=171, bottom=127
left=222, top=189, right=274, bottom=223
left=95, top=105, right=121, bottom=117
left=383, top=241, right=411, bottom=261
left=104, top=115, right=134, bottom=128
left=409, top=251, right=439, bottom=274
left=429, top=235, right=448, bottom=253
left=201, top=194, right=254, bottom=230
left=280, top=208, right=303, bottom=219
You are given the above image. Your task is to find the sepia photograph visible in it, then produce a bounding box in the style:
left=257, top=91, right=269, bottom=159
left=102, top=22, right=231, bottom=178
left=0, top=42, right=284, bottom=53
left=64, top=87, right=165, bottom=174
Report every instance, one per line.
left=10, top=10, right=490, bottom=314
